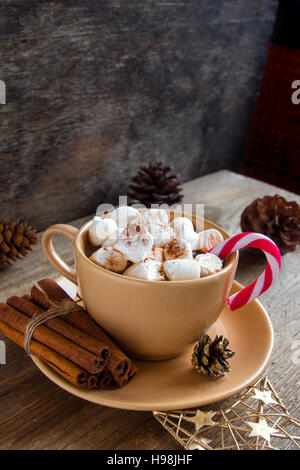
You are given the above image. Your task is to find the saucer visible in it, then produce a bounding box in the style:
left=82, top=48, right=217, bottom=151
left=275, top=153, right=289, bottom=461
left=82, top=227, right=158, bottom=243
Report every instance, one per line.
left=31, top=279, right=273, bottom=411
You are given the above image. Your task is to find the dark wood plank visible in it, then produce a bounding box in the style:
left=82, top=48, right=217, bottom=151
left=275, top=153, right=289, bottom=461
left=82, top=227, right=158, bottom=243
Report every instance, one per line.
left=0, top=1, right=277, bottom=230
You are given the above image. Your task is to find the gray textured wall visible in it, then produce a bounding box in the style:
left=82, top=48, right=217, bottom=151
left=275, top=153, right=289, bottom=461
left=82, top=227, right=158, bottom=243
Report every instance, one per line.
left=0, top=0, right=277, bottom=230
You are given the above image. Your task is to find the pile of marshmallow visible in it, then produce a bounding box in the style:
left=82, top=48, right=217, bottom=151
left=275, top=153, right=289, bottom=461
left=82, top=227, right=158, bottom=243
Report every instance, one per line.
left=88, top=207, right=224, bottom=281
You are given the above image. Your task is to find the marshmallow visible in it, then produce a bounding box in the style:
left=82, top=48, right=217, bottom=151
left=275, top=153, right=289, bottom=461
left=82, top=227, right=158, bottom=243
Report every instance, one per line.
left=109, top=206, right=140, bottom=229
left=140, top=209, right=169, bottom=227
left=114, top=223, right=154, bottom=263
left=102, top=228, right=122, bottom=247
left=124, top=259, right=165, bottom=281
left=195, top=253, right=223, bottom=277
left=146, top=246, right=164, bottom=262
left=164, top=239, right=192, bottom=260
left=90, top=246, right=128, bottom=273
left=173, top=222, right=199, bottom=250
left=198, top=229, right=224, bottom=253
left=170, top=217, right=194, bottom=232
left=88, top=217, right=118, bottom=247
left=147, top=224, right=175, bottom=248
left=164, top=259, right=201, bottom=281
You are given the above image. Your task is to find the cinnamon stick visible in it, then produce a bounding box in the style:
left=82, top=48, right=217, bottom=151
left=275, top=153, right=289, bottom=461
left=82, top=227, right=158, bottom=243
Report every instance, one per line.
left=42, top=359, right=98, bottom=389
left=0, top=303, right=104, bottom=374
left=31, top=279, right=135, bottom=386
left=7, top=295, right=110, bottom=364
left=119, top=363, right=139, bottom=387
left=128, top=363, right=138, bottom=380
left=96, top=369, right=113, bottom=389
left=85, top=374, right=98, bottom=389
left=0, top=319, right=94, bottom=389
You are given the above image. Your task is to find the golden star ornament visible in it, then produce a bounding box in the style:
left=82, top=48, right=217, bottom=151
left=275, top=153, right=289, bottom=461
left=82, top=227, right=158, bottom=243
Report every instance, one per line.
left=153, top=377, right=300, bottom=450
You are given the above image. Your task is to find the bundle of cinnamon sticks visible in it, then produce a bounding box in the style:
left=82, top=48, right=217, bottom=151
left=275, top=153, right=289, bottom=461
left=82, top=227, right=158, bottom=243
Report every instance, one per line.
left=0, top=278, right=137, bottom=389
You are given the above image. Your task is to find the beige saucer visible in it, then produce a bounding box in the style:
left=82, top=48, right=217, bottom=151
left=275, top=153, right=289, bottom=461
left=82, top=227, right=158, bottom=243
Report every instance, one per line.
left=31, top=279, right=273, bottom=411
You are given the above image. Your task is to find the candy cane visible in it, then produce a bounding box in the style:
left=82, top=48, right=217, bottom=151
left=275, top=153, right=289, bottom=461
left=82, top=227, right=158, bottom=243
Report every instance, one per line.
left=209, top=232, right=281, bottom=311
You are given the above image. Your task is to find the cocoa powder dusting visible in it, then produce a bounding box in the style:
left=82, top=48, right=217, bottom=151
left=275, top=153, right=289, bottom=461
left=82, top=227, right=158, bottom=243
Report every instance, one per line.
left=165, top=239, right=184, bottom=258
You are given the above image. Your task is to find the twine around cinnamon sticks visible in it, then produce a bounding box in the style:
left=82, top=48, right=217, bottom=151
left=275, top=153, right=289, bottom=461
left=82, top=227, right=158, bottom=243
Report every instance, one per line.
left=0, top=279, right=137, bottom=390
left=23, top=299, right=85, bottom=355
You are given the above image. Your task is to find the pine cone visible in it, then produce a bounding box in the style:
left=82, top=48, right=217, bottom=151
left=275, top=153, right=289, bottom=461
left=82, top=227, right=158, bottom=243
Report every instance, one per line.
left=241, top=195, right=300, bottom=255
left=0, top=219, right=38, bottom=269
left=192, top=334, right=235, bottom=377
left=128, top=161, right=183, bottom=207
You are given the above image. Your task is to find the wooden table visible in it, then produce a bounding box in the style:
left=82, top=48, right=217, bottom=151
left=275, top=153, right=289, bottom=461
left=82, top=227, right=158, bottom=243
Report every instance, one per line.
left=0, top=170, right=299, bottom=450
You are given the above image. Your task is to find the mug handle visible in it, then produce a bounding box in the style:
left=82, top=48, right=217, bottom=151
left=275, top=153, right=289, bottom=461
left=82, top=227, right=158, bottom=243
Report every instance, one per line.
left=42, top=224, right=79, bottom=285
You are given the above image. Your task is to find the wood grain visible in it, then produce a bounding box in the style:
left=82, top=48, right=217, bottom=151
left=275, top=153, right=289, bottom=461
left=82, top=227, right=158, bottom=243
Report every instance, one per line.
left=0, top=170, right=299, bottom=450
left=0, top=0, right=277, bottom=230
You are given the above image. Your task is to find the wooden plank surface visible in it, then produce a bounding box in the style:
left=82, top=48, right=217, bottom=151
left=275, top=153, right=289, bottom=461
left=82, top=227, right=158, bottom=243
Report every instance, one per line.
left=0, top=170, right=299, bottom=450
left=0, top=1, right=277, bottom=231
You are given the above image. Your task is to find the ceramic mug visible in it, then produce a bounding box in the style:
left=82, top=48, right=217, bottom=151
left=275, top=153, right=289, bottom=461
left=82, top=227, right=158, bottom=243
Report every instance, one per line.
left=42, top=211, right=238, bottom=360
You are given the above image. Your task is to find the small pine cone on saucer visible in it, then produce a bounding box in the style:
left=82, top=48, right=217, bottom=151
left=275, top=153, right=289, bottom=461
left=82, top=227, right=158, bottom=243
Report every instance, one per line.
left=192, top=335, right=235, bottom=377
left=241, top=194, right=300, bottom=255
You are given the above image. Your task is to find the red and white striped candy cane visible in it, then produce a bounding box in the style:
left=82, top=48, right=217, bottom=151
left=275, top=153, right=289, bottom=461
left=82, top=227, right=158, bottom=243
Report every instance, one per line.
left=209, top=232, right=281, bottom=311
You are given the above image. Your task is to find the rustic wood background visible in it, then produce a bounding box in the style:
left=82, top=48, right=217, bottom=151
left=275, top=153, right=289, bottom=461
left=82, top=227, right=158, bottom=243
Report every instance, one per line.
left=0, top=0, right=277, bottom=230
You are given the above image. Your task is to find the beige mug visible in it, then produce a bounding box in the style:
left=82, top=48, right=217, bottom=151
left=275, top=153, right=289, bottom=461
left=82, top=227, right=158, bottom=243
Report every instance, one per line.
left=42, top=210, right=238, bottom=360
